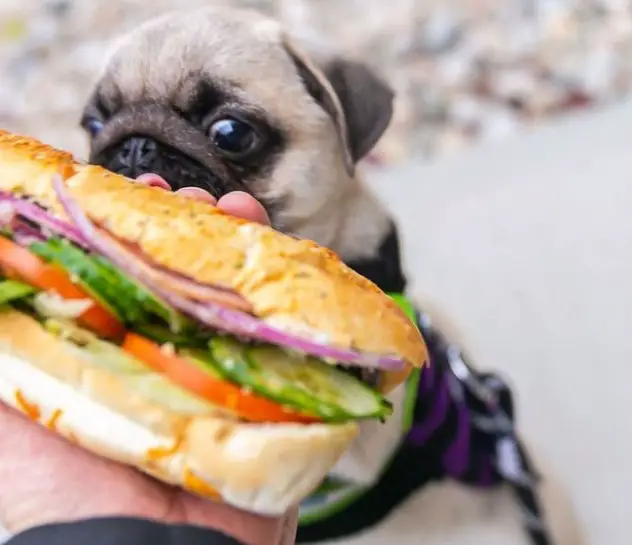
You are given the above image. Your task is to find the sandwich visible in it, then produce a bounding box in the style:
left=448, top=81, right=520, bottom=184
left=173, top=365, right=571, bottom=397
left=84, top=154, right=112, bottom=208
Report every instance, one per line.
left=0, top=129, right=427, bottom=515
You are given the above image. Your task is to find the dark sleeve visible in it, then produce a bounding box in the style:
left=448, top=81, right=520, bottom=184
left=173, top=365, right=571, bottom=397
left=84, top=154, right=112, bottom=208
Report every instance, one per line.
left=5, top=518, right=246, bottom=545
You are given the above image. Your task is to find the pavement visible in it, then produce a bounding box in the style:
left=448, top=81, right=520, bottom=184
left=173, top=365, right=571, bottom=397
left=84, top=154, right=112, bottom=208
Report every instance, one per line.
left=344, top=99, right=632, bottom=545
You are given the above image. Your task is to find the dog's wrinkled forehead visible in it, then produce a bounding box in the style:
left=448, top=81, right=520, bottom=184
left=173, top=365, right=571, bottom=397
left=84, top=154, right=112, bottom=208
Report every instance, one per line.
left=100, top=8, right=328, bottom=134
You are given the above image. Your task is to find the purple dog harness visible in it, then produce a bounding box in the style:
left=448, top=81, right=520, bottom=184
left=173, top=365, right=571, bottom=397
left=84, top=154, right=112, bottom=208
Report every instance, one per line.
left=297, top=295, right=553, bottom=545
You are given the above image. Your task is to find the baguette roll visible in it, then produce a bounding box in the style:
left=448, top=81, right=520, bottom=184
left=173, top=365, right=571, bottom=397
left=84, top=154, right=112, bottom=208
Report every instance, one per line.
left=0, top=129, right=427, bottom=515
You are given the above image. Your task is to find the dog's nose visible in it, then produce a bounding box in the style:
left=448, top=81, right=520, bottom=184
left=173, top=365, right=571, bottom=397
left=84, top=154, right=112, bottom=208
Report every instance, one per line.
left=115, top=136, right=158, bottom=177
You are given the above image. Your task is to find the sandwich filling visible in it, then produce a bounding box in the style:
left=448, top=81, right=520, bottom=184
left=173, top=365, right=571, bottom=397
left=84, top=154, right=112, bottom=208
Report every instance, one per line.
left=0, top=179, right=404, bottom=425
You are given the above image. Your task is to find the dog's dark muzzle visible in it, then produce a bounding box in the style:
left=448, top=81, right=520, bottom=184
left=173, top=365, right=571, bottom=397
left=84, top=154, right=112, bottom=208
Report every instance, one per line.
left=87, top=103, right=247, bottom=199
left=112, top=136, right=157, bottom=178
left=92, top=134, right=245, bottom=199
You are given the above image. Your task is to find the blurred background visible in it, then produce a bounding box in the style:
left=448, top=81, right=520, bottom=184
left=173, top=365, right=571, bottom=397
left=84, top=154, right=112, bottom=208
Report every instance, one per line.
left=1, top=0, right=632, bottom=164
left=1, top=2, right=631, bottom=545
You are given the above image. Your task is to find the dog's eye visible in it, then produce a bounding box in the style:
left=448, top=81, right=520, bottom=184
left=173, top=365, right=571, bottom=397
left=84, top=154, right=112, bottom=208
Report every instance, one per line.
left=208, top=118, right=260, bottom=158
left=82, top=117, right=104, bottom=138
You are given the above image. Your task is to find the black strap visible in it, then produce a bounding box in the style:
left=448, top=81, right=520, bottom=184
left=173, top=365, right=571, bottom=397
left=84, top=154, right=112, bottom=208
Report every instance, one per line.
left=6, top=518, right=244, bottom=545
left=297, top=308, right=555, bottom=545
left=346, top=222, right=407, bottom=294
left=415, top=309, right=554, bottom=545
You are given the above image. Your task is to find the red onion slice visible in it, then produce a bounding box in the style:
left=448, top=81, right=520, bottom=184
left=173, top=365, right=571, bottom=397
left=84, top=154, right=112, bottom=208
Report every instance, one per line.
left=149, top=283, right=405, bottom=371
left=49, top=176, right=252, bottom=313
left=0, top=201, right=16, bottom=226
left=90, top=228, right=253, bottom=313
left=53, top=175, right=407, bottom=371
left=0, top=201, right=46, bottom=245
left=0, top=191, right=89, bottom=248
left=12, top=222, right=47, bottom=245
left=0, top=189, right=252, bottom=312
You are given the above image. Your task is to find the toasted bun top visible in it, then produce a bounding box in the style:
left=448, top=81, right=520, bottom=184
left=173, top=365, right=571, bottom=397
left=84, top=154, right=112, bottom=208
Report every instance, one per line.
left=0, top=130, right=427, bottom=375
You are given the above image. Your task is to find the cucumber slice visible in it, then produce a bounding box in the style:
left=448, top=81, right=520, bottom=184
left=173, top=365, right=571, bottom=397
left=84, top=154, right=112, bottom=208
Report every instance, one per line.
left=45, top=319, right=147, bottom=374
left=0, top=279, right=36, bottom=306
left=208, top=337, right=392, bottom=421
left=134, top=323, right=209, bottom=348
left=30, top=238, right=188, bottom=333
left=45, top=319, right=218, bottom=415
left=122, top=373, right=218, bottom=415
left=202, top=338, right=335, bottom=419
left=30, top=240, right=124, bottom=321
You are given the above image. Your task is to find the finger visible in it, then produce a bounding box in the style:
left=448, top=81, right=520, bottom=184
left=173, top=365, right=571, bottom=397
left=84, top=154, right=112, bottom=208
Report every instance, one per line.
left=0, top=402, right=177, bottom=531
left=181, top=492, right=284, bottom=545
left=279, top=507, right=298, bottom=545
left=134, top=175, right=268, bottom=224
left=135, top=173, right=171, bottom=190
left=135, top=174, right=218, bottom=205
left=175, top=187, right=218, bottom=205
left=217, top=192, right=271, bottom=225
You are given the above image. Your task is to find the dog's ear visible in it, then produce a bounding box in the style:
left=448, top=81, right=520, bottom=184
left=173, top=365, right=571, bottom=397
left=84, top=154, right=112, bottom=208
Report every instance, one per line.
left=283, top=40, right=394, bottom=175
left=322, top=59, right=394, bottom=165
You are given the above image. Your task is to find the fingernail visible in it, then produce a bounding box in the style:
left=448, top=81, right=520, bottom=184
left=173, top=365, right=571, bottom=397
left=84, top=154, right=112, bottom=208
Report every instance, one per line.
left=175, top=187, right=217, bottom=204
left=136, top=174, right=171, bottom=190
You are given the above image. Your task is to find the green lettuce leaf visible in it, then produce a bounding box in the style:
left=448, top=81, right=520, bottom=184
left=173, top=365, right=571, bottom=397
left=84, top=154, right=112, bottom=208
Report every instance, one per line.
left=29, top=238, right=191, bottom=334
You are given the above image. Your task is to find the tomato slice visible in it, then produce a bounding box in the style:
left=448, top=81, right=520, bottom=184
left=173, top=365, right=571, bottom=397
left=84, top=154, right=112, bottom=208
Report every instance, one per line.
left=0, top=236, right=125, bottom=340
left=122, top=333, right=320, bottom=424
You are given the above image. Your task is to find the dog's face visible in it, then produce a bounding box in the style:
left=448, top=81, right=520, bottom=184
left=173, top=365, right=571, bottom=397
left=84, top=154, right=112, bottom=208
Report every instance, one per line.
left=80, top=7, right=394, bottom=251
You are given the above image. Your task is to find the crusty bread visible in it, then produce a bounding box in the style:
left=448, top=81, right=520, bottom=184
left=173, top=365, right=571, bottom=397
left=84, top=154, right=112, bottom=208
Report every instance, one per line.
left=0, top=129, right=427, bottom=384
left=0, top=310, right=357, bottom=515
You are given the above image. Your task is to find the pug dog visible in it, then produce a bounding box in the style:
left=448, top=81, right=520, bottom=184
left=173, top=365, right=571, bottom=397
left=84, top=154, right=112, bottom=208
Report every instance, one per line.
left=78, top=6, right=583, bottom=545
left=81, top=7, right=399, bottom=290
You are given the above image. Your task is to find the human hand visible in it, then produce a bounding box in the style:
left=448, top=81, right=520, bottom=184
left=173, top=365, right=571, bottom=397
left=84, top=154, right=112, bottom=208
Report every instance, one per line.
left=0, top=175, right=294, bottom=545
